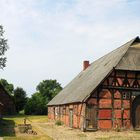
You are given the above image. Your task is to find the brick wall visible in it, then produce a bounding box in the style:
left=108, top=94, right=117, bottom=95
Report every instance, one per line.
left=48, top=103, right=85, bottom=129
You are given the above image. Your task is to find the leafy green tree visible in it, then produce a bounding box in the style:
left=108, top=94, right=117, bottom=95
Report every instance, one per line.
left=25, top=92, right=47, bottom=115
left=0, top=78, right=27, bottom=114
left=36, top=79, right=62, bottom=101
left=0, top=79, right=14, bottom=95
left=0, top=25, right=8, bottom=69
left=25, top=79, right=62, bottom=115
left=14, top=87, right=27, bottom=113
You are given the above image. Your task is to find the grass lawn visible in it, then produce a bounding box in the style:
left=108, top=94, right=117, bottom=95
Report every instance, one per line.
left=0, top=115, right=53, bottom=140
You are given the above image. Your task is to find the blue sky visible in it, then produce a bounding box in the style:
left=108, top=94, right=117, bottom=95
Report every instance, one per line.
left=0, top=0, right=140, bottom=96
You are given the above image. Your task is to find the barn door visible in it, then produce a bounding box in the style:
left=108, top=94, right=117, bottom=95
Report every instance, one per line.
left=69, top=109, right=73, bottom=128
left=86, top=105, right=97, bottom=130
left=132, top=95, right=140, bottom=130
left=135, top=105, right=140, bottom=128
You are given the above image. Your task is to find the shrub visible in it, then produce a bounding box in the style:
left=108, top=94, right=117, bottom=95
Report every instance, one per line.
left=55, top=120, right=63, bottom=126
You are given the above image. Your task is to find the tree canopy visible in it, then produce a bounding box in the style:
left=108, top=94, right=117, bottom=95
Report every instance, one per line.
left=0, top=25, right=8, bottom=69
left=0, top=79, right=14, bottom=95
left=25, top=92, right=47, bottom=115
left=14, top=87, right=27, bottom=113
left=0, top=79, right=27, bottom=113
left=36, top=79, right=62, bottom=101
left=25, top=79, right=62, bottom=115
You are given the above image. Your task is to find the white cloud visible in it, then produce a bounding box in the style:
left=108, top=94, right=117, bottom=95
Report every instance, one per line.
left=0, top=0, right=140, bottom=96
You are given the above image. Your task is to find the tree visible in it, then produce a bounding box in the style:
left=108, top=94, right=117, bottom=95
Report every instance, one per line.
left=0, top=79, right=14, bottom=95
left=25, top=92, right=47, bottom=115
left=36, top=79, right=62, bottom=101
left=0, top=78, right=27, bottom=114
left=14, top=87, right=27, bottom=113
left=25, top=79, right=62, bottom=115
left=0, top=25, right=8, bottom=69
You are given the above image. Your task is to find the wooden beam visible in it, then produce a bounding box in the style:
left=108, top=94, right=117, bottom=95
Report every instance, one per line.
left=102, top=85, right=140, bottom=91
left=98, top=118, right=130, bottom=120
left=111, top=89, right=114, bottom=129
left=130, top=92, right=132, bottom=128
left=121, top=91, right=124, bottom=127
left=109, top=76, right=140, bottom=80
left=96, top=88, right=100, bottom=129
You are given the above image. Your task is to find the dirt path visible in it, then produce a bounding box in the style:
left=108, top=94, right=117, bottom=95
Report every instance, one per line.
left=33, top=122, right=87, bottom=140
left=32, top=121, right=140, bottom=140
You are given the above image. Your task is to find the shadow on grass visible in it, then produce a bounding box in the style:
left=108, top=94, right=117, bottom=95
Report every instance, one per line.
left=0, top=118, right=15, bottom=137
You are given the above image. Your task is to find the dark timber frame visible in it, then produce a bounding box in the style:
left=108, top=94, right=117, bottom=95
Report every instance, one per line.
left=86, top=69, right=140, bottom=130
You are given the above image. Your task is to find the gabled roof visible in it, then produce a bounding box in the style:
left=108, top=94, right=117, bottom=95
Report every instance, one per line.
left=0, top=83, right=13, bottom=100
left=48, top=37, right=140, bottom=106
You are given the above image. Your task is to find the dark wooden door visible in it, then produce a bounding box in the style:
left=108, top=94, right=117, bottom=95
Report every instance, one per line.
left=135, top=105, right=140, bottom=128
left=86, top=105, right=97, bottom=129
left=132, top=95, right=140, bottom=129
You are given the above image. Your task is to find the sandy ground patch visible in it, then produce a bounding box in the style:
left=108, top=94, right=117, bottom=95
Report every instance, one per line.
left=33, top=121, right=140, bottom=140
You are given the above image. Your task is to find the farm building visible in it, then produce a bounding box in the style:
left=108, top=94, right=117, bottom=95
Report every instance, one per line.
left=48, top=37, right=140, bottom=131
left=0, top=103, right=3, bottom=119
left=0, top=83, right=16, bottom=116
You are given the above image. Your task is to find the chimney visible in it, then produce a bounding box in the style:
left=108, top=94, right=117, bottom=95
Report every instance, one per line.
left=83, top=60, right=90, bottom=70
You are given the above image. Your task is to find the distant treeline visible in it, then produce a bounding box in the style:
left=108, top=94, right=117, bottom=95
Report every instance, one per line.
left=0, top=79, right=62, bottom=115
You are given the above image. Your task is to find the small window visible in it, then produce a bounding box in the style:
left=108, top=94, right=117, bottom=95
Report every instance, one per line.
left=122, top=92, right=130, bottom=100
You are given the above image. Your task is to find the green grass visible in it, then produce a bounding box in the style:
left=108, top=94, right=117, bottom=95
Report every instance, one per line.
left=0, top=115, right=53, bottom=140
left=3, top=115, right=49, bottom=124
left=0, top=119, right=15, bottom=137
left=4, top=136, right=53, bottom=140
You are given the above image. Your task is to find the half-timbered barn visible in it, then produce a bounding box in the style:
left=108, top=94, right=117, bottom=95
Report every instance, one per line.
left=48, top=37, right=140, bottom=131
left=0, top=83, right=16, bottom=116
